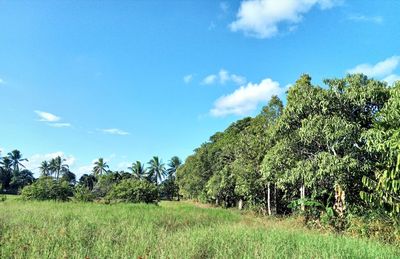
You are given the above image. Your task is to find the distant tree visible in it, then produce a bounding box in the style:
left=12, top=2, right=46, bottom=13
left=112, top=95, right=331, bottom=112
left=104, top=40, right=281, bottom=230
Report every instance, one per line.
left=61, top=170, right=76, bottom=185
left=39, top=161, right=51, bottom=177
left=50, top=156, right=69, bottom=180
left=166, top=156, right=181, bottom=178
left=79, top=174, right=97, bottom=190
left=147, top=156, right=165, bottom=185
left=10, top=169, right=34, bottom=190
left=7, top=150, right=28, bottom=172
left=0, top=157, right=13, bottom=190
left=128, top=161, right=147, bottom=180
left=93, top=158, right=109, bottom=177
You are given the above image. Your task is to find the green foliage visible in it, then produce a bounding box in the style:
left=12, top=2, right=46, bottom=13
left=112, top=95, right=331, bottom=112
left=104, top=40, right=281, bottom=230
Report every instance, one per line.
left=106, top=179, right=158, bottom=203
left=73, top=185, right=95, bottom=202
left=21, top=177, right=73, bottom=201
left=361, top=82, right=400, bottom=222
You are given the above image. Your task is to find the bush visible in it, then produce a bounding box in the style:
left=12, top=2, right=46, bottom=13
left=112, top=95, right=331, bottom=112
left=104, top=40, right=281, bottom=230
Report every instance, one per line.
left=106, top=179, right=158, bottom=203
left=21, top=177, right=73, bottom=201
left=0, top=195, right=6, bottom=202
left=73, top=185, right=95, bottom=202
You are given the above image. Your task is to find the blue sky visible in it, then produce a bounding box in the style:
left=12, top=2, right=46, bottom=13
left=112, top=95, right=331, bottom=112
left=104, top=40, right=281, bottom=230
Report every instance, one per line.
left=0, top=0, right=399, bottom=177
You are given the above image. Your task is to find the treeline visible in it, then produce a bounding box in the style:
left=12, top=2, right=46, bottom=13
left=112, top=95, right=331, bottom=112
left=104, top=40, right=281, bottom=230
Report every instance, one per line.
left=0, top=152, right=181, bottom=203
left=176, top=74, right=400, bottom=228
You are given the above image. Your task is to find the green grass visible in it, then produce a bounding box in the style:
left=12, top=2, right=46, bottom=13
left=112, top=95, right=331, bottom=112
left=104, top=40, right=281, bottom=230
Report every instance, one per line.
left=0, top=197, right=399, bottom=258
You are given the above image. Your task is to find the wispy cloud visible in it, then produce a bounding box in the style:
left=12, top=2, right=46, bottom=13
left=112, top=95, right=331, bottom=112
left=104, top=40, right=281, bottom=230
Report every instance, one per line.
left=347, top=14, right=383, bottom=24
left=0, top=78, right=5, bottom=85
left=202, top=69, right=246, bottom=85
left=100, top=128, right=130, bottom=136
left=35, top=110, right=60, bottom=122
left=183, top=74, right=194, bottom=83
left=49, top=123, right=72, bottom=128
left=347, top=56, right=400, bottom=86
left=220, top=2, right=229, bottom=13
left=230, top=0, right=341, bottom=39
left=210, top=78, right=284, bottom=117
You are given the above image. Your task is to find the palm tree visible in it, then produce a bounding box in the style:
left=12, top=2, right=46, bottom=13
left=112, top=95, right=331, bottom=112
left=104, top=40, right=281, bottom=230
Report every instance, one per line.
left=50, top=156, right=69, bottom=180
left=93, top=158, right=109, bottom=177
left=166, top=156, right=181, bottom=178
left=128, top=161, right=147, bottom=180
left=39, top=161, right=51, bottom=177
left=147, top=156, right=165, bottom=185
left=7, top=150, right=28, bottom=172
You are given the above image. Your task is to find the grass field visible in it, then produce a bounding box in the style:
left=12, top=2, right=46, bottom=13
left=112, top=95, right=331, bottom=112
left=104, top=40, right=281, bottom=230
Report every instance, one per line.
left=0, top=196, right=399, bottom=258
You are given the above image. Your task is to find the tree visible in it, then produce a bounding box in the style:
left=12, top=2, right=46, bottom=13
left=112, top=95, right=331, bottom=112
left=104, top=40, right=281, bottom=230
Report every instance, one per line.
left=361, top=82, right=400, bottom=222
left=93, top=158, right=109, bottom=177
left=128, top=161, right=147, bottom=180
left=61, top=170, right=76, bottom=185
left=147, top=156, right=165, bottom=185
left=10, top=169, right=34, bottom=190
left=0, top=157, right=13, bottom=190
left=39, top=161, right=51, bottom=177
left=166, top=156, right=182, bottom=178
left=50, top=156, right=69, bottom=180
left=79, top=174, right=97, bottom=190
left=7, top=150, right=28, bottom=172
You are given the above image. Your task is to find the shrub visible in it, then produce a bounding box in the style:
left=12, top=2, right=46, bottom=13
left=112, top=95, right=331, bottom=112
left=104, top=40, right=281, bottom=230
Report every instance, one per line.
left=106, top=179, right=158, bottom=203
left=0, top=195, right=6, bottom=202
left=21, top=177, right=73, bottom=201
left=73, top=185, right=95, bottom=202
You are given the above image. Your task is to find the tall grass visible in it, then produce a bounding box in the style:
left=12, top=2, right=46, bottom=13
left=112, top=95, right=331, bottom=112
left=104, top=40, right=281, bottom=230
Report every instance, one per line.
left=0, top=197, right=399, bottom=258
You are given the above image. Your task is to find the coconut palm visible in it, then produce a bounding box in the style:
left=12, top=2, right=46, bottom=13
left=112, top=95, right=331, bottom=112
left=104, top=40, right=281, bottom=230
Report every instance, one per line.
left=93, top=158, right=109, bottom=177
left=7, top=150, right=28, bottom=172
left=50, top=156, right=69, bottom=180
left=39, top=161, right=51, bottom=177
left=166, top=156, right=181, bottom=178
left=128, top=161, right=147, bottom=180
left=147, top=156, right=165, bottom=185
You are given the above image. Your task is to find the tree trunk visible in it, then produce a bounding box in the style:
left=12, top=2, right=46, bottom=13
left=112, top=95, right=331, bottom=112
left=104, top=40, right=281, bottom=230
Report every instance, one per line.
left=267, top=182, right=271, bottom=215
left=300, top=184, right=305, bottom=211
left=333, top=184, right=346, bottom=217
left=238, top=198, right=244, bottom=210
left=273, top=183, right=277, bottom=214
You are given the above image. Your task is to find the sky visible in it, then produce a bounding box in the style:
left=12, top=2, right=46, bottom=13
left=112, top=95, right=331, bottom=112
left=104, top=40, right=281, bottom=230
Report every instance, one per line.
left=0, top=0, right=399, bottom=177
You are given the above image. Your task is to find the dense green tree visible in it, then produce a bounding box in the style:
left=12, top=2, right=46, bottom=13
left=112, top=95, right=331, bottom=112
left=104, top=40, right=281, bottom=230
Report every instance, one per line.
left=361, top=82, right=400, bottom=222
left=78, top=174, right=97, bottom=190
left=0, top=157, right=13, bottom=190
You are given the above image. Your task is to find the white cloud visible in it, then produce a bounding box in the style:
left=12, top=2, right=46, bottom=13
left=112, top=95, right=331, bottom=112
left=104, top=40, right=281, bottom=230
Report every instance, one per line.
left=347, top=14, right=383, bottom=24
left=183, top=74, right=194, bottom=83
left=75, top=164, right=94, bottom=177
left=202, top=74, right=218, bottom=85
left=0, top=78, right=4, bottom=84
left=347, top=56, right=400, bottom=78
left=230, top=0, right=340, bottom=39
left=23, top=152, right=76, bottom=176
left=383, top=74, right=400, bottom=85
left=35, top=110, right=60, bottom=122
left=210, top=78, right=284, bottom=116
left=101, top=128, right=130, bottom=136
left=347, top=56, right=400, bottom=77
left=202, top=69, right=247, bottom=85
left=49, top=123, right=72, bottom=128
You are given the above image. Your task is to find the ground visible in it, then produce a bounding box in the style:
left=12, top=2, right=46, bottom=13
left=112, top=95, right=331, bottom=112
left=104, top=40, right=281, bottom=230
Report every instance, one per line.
left=0, top=196, right=399, bottom=258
